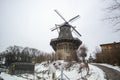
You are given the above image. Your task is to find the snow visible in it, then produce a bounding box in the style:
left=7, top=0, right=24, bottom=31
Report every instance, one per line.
left=88, top=65, right=106, bottom=80
left=0, top=61, right=107, bottom=80
left=0, top=72, right=26, bottom=80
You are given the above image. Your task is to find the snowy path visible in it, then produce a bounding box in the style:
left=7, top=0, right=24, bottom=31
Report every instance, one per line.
left=93, top=64, right=120, bottom=80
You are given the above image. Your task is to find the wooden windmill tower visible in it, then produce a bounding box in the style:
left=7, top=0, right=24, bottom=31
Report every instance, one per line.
left=50, top=10, right=82, bottom=61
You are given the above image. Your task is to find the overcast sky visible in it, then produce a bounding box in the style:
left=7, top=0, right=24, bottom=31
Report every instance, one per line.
left=0, top=0, right=120, bottom=56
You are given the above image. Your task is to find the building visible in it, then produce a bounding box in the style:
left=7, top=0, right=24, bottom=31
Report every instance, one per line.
left=99, top=42, right=120, bottom=65
left=100, top=42, right=120, bottom=53
left=50, top=23, right=82, bottom=61
left=50, top=11, right=82, bottom=61
left=8, top=62, right=34, bottom=74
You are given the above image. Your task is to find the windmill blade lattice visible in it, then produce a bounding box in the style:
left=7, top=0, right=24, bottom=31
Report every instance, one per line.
left=51, top=10, right=81, bottom=37
left=54, top=10, right=67, bottom=22
left=51, top=24, right=60, bottom=31
left=71, top=26, right=81, bottom=37
left=68, top=15, right=80, bottom=23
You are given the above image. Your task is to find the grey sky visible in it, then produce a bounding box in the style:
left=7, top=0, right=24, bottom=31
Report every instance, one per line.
left=0, top=0, right=120, bottom=56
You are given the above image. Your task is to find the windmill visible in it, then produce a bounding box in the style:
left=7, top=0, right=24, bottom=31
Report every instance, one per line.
left=50, top=10, right=82, bottom=61
left=51, top=10, right=81, bottom=37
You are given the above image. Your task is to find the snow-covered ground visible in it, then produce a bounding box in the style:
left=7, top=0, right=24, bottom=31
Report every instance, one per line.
left=0, top=72, right=27, bottom=80
left=0, top=61, right=107, bottom=80
left=34, top=61, right=107, bottom=80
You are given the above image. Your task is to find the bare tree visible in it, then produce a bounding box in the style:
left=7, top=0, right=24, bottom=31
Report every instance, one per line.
left=105, top=0, right=120, bottom=32
left=77, top=45, right=87, bottom=62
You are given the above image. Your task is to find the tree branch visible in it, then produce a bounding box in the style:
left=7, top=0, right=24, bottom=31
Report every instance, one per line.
left=114, top=28, right=120, bottom=32
left=113, top=21, right=120, bottom=26
left=106, top=0, right=120, bottom=12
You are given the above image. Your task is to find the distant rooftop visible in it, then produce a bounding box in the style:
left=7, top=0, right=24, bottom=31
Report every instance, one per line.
left=100, top=42, right=120, bottom=46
